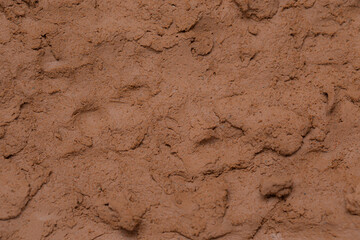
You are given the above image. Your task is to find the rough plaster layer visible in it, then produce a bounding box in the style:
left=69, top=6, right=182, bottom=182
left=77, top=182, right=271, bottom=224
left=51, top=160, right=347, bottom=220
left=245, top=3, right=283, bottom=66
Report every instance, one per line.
left=1, top=0, right=360, bottom=239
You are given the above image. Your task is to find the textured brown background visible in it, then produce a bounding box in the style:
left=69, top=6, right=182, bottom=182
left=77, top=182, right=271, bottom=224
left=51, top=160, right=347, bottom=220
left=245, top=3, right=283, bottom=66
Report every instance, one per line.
left=1, top=0, right=360, bottom=239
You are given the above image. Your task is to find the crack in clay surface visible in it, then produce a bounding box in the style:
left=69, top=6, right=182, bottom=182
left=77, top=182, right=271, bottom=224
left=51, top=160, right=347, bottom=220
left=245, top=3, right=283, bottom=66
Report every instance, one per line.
left=1, top=0, right=360, bottom=239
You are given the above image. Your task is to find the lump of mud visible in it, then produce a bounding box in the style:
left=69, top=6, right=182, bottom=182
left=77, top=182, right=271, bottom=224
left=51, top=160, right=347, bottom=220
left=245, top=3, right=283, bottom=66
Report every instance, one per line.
left=233, top=0, right=279, bottom=20
left=346, top=184, right=360, bottom=215
left=191, top=33, right=214, bottom=56
left=0, top=161, right=30, bottom=220
left=95, top=193, right=147, bottom=232
left=259, top=175, right=293, bottom=198
left=216, top=96, right=311, bottom=156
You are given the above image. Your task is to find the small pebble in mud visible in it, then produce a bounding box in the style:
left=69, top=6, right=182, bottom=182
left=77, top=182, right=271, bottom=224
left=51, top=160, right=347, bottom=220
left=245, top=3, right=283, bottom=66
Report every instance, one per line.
left=260, top=175, right=293, bottom=198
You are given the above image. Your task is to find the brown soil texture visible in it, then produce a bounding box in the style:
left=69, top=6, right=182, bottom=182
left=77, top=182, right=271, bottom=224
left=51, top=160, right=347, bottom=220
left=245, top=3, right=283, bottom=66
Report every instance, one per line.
left=1, top=0, right=360, bottom=239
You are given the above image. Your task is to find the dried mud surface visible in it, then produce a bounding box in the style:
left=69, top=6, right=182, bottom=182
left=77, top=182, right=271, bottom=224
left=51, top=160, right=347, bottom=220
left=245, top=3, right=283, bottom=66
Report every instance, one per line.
left=1, top=0, right=360, bottom=239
